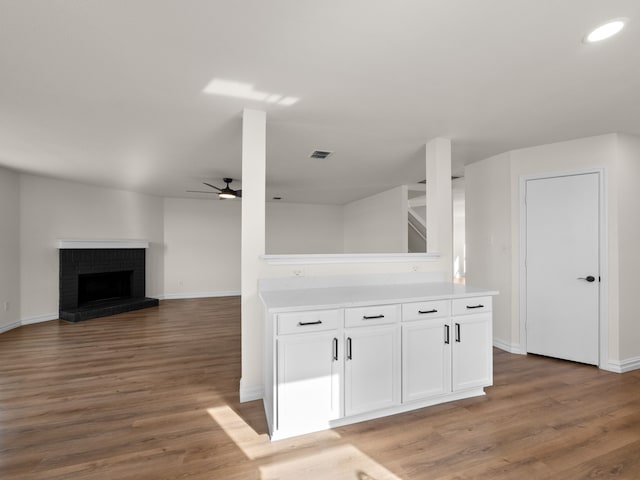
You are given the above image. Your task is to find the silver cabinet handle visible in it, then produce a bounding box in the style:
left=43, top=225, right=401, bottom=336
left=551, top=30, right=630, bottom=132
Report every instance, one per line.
left=455, top=323, right=461, bottom=342
left=347, top=337, right=352, bottom=360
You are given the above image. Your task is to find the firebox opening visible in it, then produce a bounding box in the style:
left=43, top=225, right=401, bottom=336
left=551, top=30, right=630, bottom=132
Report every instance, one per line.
left=78, top=270, right=133, bottom=307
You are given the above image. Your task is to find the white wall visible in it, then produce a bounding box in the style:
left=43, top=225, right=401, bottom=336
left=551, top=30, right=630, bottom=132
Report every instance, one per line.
left=465, top=152, right=512, bottom=347
left=615, top=134, right=640, bottom=361
left=266, top=202, right=344, bottom=254
left=19, top=174, right=165, bottom=321
left=8, top=169, right=400, bottom=327
left=0, top=167, right=20, bottom=331
left=163, top=197, right=241, bottom=298
left=343, top=185, right=408, bottom=253
left=466, top=134, right=630, bottom=365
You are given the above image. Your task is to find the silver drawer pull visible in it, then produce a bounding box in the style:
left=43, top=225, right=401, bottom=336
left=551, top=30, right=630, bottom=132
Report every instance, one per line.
left=466, top=304, right=484, bottom=309
left=419, top=309, right=438, bottom=314
left=298, top=320, right=322, bottom=326
left=362, top=314, right=385, bottom=320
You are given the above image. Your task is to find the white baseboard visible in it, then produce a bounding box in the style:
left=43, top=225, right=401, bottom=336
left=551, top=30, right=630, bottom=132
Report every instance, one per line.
left=0, top=312, right=59, bottom=335
left=22, top=312, right=59, bottom=326
left=607, top=357, right=640, bottom=373
left=239, top=379, right=264, bottom=403
left=491, top=341, right=640, bottom=373
left=158, top=290, right=241, bottom=300
left=493, top=338, right=524, bottom=354
left=0, top=320, right=22, bottom=334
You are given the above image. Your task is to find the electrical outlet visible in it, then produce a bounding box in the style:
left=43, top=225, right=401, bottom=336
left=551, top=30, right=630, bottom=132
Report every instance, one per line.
left=292, top=268, right=304, bottom=277
left=412, top=265, right=420, bottom=272
left=3, top=301, right=8, bottom=312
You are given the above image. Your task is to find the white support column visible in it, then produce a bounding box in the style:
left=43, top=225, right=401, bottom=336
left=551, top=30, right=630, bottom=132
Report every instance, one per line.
left=240, top=108, right=266, bottom=402
left=426, top=137, right=453, bottom=279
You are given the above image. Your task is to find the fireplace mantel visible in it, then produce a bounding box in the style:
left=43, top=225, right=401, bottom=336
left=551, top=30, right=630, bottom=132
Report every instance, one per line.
left=57, top=239, right=149, bottom=249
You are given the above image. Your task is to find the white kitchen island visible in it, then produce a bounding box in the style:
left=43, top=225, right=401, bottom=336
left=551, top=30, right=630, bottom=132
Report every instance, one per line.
left=259, top=274, right=498, bottom=440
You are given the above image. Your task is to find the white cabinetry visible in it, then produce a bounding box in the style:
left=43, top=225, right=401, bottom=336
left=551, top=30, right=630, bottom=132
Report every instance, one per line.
left=344, top=304, right=401, bottom=415
left=263, top=290, right=494, bottom=440
left=452, top=297, right=493, bottom=391
left=402, top=318, right=451, bottom=402
left=401, top=300, right=451, bottom=402
left=274, top=309, right=343, bottom=438
left=402, top=297, right=492, bottom=403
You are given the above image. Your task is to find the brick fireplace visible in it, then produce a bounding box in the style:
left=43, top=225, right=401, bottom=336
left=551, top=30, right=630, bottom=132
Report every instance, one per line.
left=58, top=240, right=158, bottom=322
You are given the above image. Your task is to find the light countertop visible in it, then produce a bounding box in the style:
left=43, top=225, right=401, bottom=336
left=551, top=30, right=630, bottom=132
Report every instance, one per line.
left=260, top=282, right=498, bottom=313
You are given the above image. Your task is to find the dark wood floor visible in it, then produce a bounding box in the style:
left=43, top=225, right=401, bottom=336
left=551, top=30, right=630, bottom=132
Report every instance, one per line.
left=1, top=297, right=640, bottom=479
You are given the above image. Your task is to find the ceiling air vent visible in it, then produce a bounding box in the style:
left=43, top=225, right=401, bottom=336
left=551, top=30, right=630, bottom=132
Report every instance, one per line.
left=310, top=150, right=333, bottom=159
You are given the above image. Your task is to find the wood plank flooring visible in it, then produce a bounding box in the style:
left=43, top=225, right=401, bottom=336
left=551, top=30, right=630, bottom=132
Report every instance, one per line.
left=1, top=297, right=640, bottom=479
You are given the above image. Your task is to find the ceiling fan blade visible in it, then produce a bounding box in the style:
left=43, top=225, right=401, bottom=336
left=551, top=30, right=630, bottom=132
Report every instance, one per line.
left=235, top=189, right=242, bottom=198
left=187, top=190, right=218, bottom=194
left=203, top=182, right=223, bottom=191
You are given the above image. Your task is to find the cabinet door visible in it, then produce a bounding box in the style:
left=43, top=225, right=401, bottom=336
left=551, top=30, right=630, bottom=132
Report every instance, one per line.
left=277, top=333, right=342, bottom=434
left=345, top=325, right=400, bottom=416
left=452, top=313, right=493, bottom=391
left=402, top=319, right=451, bottom=402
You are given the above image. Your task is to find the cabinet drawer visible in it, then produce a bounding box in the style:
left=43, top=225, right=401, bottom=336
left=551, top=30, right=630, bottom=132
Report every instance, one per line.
left=402, top=300, right=450, bottom=322
left=452, top=296, right=492, bottom=316
left=345, top=304, right=400, bottom=328
left=277, top=309, right=341, bottom=335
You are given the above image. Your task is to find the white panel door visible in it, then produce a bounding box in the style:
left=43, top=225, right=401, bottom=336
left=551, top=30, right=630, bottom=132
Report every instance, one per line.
left=525, top=173, right=600, bottom=365
left=345, top=325, right=400, bottom=416
left=277, top=333, right=342, bottom=433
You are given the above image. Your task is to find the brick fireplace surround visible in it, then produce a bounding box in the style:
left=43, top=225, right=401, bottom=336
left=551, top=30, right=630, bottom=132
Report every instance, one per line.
left=58, top=240, right=158, bottom=322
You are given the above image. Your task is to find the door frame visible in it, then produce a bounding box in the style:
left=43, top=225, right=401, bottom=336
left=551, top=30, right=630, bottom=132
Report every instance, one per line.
left=519, top=168, right=608, bottom=369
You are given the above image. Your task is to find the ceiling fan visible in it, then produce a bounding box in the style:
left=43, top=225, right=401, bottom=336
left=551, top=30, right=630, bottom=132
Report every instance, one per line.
left=188, top=178, right=242, bottom=199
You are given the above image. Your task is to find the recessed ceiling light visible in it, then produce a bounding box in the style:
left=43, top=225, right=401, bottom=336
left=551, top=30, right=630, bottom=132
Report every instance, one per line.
left=584, top=18, right=628, bottom=43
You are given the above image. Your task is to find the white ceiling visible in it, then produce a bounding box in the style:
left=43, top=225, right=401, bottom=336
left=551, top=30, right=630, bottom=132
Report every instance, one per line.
left=1, top=1, right=639, bottom=205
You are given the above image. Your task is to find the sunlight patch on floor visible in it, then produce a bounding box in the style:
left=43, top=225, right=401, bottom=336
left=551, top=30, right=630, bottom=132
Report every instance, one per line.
left=207, top=405, right=402, bottom=478
left=207, top=406, right=272, bottom=459
left=259, top=444, right=402, bottom=480
left=207, top=405, right=340, bottom=459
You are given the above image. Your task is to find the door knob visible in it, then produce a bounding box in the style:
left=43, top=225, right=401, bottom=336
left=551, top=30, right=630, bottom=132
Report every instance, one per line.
left=577, top=275, right=596, bottom=282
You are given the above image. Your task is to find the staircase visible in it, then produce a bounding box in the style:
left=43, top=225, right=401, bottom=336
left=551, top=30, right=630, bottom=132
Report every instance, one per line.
left=407, top=198, right=426, bottom=253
